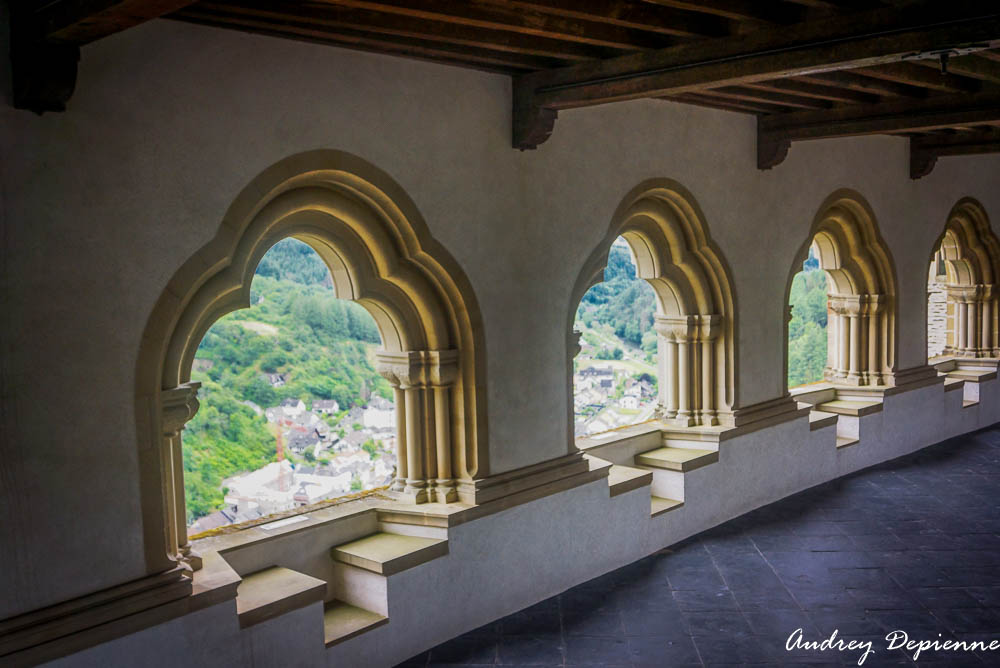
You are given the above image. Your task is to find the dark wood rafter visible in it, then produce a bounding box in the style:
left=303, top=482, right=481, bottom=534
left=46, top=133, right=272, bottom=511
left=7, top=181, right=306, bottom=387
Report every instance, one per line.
left=512, top=2, right=1000, bottom=148
left=642, top=0, right=807, bottom=24
left=910, top=126, right=1000, bottom=178
left=489, top=0, right=733, bottom=39
left=181, top=2, right=620, bottom=61
left=757, top=92, right=1000, bottom=171
left=34, top=0, right=199, bottom=43
left=173, top=10, right=567, bottom=73
left=741, top=79, right=880, bottom=105
left=10, top=0, right=196, bottom=113
left=853, top=62, right=983, bottom=94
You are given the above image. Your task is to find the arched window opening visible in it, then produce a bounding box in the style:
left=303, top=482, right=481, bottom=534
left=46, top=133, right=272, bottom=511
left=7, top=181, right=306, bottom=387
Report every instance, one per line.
left=138, top=151, right=486, bottom=573
left=786, top=192, right=896, bottom=389
left=927, top=200, right=1000, bottom=361
left=185, top=238, right=397, bottom=533
left=573, top=237, right=658, bottom=436
left=787, top=246, right=828, bottom=388
left=569, top=181, right=736, bottom=433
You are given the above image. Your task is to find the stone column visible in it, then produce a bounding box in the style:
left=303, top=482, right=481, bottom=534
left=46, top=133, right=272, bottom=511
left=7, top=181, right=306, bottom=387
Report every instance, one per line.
left=654, top=315, right=684, bottom=420
left=864, top=295, right=885, bottom=385
left=377, top=350, right=459, bottom=504
left=956, top=297, right=968, bottom=356
left=697, top=315, right=721, bottom=426
left=981, top=287, right=994, bottom=357
left=161, top=382, right=201, bottom=570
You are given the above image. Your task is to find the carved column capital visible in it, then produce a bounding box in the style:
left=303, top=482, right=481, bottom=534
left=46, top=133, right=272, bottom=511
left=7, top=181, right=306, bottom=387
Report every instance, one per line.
left=946, top=285, right=979, bottom=303
left=860, top=293, right=885, bottom=316
left=376, top=350, right=459, bottom=389
left=654, top=314, right=696, bottom=341
left=829, top=294, right=862, bottom=316
left=161, top=382, right=201, bottom=436
left=695, top=314, right=722, bottom=342
left=569, top=330, right=582, bottom=360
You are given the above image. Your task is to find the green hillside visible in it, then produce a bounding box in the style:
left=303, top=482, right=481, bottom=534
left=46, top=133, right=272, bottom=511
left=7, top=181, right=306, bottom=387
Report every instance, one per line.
left=183, top=239, right=391, bottom=522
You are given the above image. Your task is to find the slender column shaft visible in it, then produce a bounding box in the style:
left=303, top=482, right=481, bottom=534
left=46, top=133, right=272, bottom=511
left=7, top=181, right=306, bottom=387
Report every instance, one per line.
left=162, top=433, right=180, bottom=558
left=968, top=300, right=978, bottom=352
left=985, top=298, right=995, bottom=353
left=404, top=387, right=423, bottom=483
left=839, top=313, right=850, bottom=377
left=433, top=386, right=454, bottom=502
left=392, top=386, right=407, bottom=490
left=677, top=340, right=690, bottom=422
left=849, top=315, right=861, bottom=378
left=170, top=435, right=189, bottom=555
left=701, top=339, right=715, bottom=425
left=957, top=302, right=968, bottom=354
left=667, top=339, right=679, bottom=417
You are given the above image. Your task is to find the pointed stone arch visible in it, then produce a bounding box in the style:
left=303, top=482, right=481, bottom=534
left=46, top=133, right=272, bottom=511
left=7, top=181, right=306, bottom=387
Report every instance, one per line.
left=134, top=150, right=487, bottom=573
left=785, top=190, right=898, bottom=387
left=569, top=179, right=737, bottom=429
left=928, top=198, right=1000, bottom=358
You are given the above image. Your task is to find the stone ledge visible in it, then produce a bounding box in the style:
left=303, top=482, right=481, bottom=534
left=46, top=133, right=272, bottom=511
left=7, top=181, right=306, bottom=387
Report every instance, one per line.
left=0, top=566, right=208, bottom=668
left=808, top=409, right=839, bottom=431
left=636, top=447, right=718, bottom=472
left=324, top=601, right=388, bottom=647
left=651, top=496, right=683, bottom=517
left=235, top=566, right=326, bottom=629
left=332, top=533, right=448, bottom=576
left=836, top=436, right=861, bottom=449
left=816, top=399, right=884, bottom=417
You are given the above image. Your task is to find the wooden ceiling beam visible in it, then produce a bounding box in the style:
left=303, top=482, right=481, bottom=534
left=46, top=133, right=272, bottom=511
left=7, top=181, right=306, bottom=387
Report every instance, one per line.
left=301, top=0, right=673, bottom=50
left=641, top=0, right=806, bottom=24
left=663, top=92, right=786, bottom=114
left=186, top=2, right=613, bottom=61
left=758, top=91, right=1000, bottom=169
left=797, top=70, right=927, bottom=98
left=743, top=79, right=880, bottom=104
left=31, top=0, right=198, bottom=44
left=515, top=2, right=1000, bottom=148
left=478, top=0, right=731, bottom=39
left=172, top=9, right=567, bottom=72
left=854, top=62, right=982, bottom=93
left=911, top=54, right=1000, bottom=85
left=707, top=85, right=832, bottom=109
left=910, top=126, right=1000, bottom=178
left=10, top=0, right=196, bottom=112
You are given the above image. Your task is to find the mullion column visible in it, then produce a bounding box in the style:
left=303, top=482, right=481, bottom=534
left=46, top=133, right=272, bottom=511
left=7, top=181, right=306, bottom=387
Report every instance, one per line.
left=161, top=382, right=202, bottom=570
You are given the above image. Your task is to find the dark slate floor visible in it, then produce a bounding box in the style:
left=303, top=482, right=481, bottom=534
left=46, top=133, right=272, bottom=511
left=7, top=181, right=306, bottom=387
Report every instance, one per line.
left=395, top=426, right=1000, bottom=667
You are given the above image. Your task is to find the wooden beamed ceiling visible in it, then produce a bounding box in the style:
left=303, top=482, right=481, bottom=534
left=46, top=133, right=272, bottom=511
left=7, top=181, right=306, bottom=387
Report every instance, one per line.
left=10, top=0, right=1000, bottom=177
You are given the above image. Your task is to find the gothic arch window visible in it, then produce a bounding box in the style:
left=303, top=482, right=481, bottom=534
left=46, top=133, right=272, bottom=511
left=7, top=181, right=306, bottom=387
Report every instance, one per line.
left=927, top=199, right=1000, bottom=360
left=136, top=150, right=487, bottom=573
left=569, top=180, right=737, bottom=431
left=785, top=191, right=897, bottom=388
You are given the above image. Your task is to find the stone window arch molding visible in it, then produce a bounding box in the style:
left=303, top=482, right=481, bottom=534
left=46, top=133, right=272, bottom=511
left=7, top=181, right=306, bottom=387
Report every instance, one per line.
left=784, top=190, right=898, bottom=388
left=135, top=150, right=487, bottom=573
left=929, top=198, right=1000, bottom=358
left=568, top=179, right=738, bottom=431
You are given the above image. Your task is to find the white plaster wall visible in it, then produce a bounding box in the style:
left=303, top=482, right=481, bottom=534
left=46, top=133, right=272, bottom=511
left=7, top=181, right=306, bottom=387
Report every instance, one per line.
left=3, top=13, right=1000, bottom=625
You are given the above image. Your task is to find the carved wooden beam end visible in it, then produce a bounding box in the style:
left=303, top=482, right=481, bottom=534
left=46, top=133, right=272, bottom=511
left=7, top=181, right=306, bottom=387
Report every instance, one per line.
left=513, top=76, right=557, bottom=150
left=10, top=34, right=79, bottom=114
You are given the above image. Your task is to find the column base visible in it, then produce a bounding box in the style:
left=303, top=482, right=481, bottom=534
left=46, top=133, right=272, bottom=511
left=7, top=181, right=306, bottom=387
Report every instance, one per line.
left=673, top=413, right=695, bottom=427
left=431, top=480, right=458, bottom=504
left=398, top=483, right=429, bottom=504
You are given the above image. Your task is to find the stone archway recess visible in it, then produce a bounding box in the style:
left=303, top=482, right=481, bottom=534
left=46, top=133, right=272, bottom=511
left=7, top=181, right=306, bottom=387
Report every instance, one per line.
left=785, top=190, right=898, bottom=388
left=135, top=150, right=488, bottom=573
left=929, top=198, right=1000, bottom=359
left=569, top=179, right=737, bottom=430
